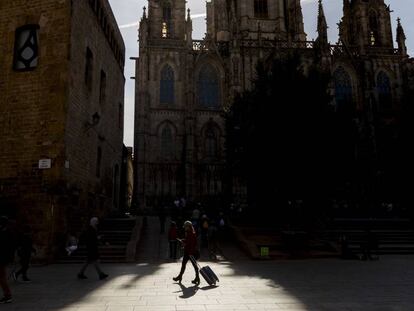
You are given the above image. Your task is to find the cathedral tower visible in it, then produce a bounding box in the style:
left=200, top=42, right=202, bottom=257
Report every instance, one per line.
left=339, top=0, right=394, bottom=49
left=147, top=0, right=186, bottom=40
left=206, top=0, right=306, bottom=42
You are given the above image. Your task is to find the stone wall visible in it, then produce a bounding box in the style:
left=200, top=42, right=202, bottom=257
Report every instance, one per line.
left=65, top=0, right=125, bottom=218
left=0, top=0, right=125, bottom=260
left=0, top=0, right=71, bottom=259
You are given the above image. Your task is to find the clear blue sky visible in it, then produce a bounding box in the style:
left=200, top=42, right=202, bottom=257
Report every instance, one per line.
left=108, top=0, right=414, bottom=147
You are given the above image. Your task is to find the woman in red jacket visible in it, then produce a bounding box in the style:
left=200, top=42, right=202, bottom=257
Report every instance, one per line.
left=173, top=221, right=200, bottom=285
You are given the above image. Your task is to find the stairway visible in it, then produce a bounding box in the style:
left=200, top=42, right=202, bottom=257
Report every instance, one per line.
left=318, top=218, right=414, bottom=255
left=58, top=217, right=138, bottom=263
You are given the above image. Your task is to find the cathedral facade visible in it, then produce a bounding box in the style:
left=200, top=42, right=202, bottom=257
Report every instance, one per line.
left=133, top=0, right=413, bottom=209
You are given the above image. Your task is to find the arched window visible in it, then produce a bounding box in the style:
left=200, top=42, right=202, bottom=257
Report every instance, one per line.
left=198, top=65, right=220, bottom=109
left=333, top=67, right=353, bottom=113
left=96, top=147, right=102, bottom=178
left=160, top=65, right=175, bottom=105
left=369, top=10, right=380, bottom=46
left=161, top=125, right=175, bottom=160
left=254, top=0, right=268, bottom=19
left=205, top=128, right=218, bottom=159
left=377, top=71, right=392, bottom=110
left=162, top=2, right=172, bottom=38
left=85, top=48, right=94, bottom=90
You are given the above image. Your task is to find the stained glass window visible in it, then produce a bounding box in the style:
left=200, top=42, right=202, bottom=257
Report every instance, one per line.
left=160, top=65, right=175, bottom=105
left=13, top=25, right=39, bottom=71
left=198, top=65, right=220, bottom=109
left=334, top=66, right=353, bottom=113
left=377, top=71, right=392, bottom=110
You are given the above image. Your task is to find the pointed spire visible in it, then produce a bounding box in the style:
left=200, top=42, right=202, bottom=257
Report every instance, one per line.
left=186, top=8, right=193, bottom=47
left=397, top=18, right=406, bottom=41
left=142, top=6, right=147, bottom=19
left=339, top=0, right=351, bottom=44
left=316, top=0, right=328, bottom=47
left=396, top=18, right=407, bottom=56
left=343, top=0, right=350, bottom=13
left=187, top=8, right=191, bottom=21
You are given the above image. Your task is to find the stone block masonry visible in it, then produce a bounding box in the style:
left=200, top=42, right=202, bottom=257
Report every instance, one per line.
left=0, top=0, right=125, bottom=261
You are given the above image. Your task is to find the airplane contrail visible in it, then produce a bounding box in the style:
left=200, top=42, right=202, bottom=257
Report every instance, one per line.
left=119, top=13, right=207, bottom=30
left=119, top=0, right=318, bottom=30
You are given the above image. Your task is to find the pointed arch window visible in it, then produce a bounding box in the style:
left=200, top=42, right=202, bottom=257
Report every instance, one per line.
left=160, top=65, right=175, bottom=105
left=96, top=147, right=102, bottom=178
left=254, top=0, right=269, bottom=19
left=369, top=10, right=380, bottom=46
left=161, top=125, right=175, bottom=160
left=162, top=2, right=172, bottom=38
left=14, top=25, right=39, bottom=71
left=85, top=48, right=94, bottom=90
left=205, top=128, right=218, bottom=159
left=377, top=71, right=392, bottom=110
left=198, top=65, right=220, bottom=109
left=334, top=67, right=353, bottom=113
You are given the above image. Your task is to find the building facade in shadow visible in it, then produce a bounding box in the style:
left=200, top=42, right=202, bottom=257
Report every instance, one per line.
left=133, top=0, right=413, bottom=212
left=0, top=0, right=126, bottom=259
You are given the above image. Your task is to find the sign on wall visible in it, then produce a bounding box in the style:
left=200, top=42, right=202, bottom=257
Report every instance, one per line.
left=38, top=159, right=52, bottom=169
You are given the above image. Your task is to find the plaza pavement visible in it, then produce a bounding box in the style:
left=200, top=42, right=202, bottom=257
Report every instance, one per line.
left=3, top=217, right=414, bottom=311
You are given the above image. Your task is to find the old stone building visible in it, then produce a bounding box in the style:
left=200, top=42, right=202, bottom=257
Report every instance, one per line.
left=0, top=0, right=125, bottom=259
left=133, top=0, right=413, bottom=210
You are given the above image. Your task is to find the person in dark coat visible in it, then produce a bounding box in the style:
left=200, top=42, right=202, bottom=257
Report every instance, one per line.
left=173, top=221, right=200, bottom=285
left=13, top=225, right=36, bottom=282
left=0, top=216, right=15, bottom=304
left=77, top=217, right=108, bottom=280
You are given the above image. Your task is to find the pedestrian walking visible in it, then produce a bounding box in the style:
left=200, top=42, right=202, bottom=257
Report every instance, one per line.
left=13, top=225, right=36, bottom=282
left=77, top=217, right=108, bottom=280
left=168, top=221, right=178, bottom=260
left=0, top=216, right=15, bottom=304
left=173, top=221, right=200, bottom=285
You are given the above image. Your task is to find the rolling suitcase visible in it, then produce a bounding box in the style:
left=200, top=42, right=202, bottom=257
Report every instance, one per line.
left=190, top=255, right=220, bottom=286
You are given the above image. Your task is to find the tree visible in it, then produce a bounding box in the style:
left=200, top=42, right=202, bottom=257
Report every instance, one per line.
left=226, top=53, right=333, bottom=224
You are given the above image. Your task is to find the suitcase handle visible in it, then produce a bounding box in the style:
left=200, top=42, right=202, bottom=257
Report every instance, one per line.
left=189, top=255, right=201, bottom=269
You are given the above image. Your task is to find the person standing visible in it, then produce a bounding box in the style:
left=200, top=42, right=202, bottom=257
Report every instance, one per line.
left=0, top=216, right=15, bottom=304
left=173, top=221, right=200, bottom=285
left=13, top=226, right=36, bottom=282
left=77, top=217, right=108, bottom=280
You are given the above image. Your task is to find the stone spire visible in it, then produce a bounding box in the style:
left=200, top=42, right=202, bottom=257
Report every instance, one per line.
left=316, top=0, right=328, bottom=47
left=338, top=0, right=350, bottom=44
left=139, top=6, right=148, bottom=48
left=186, top=8, right=193, bottom=47
left=396, top=18, right=407, bottom=56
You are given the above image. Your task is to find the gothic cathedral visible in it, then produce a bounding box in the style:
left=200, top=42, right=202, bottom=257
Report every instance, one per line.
left=133, top=0, right=414, bottom=209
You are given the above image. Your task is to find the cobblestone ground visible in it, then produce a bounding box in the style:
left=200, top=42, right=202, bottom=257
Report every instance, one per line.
left=3, top=217, right=414, bottom=311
